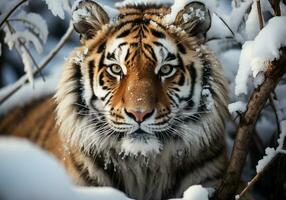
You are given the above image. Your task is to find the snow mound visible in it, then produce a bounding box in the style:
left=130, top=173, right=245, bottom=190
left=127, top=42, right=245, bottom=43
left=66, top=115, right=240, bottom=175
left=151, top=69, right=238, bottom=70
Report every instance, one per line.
left=0, top=137, right=129, bottom=200
left=170, top=185, right=214, bottom=200
left=183, top=185, right=211, bottom=200
left=228, top=101, right=247, bottom=113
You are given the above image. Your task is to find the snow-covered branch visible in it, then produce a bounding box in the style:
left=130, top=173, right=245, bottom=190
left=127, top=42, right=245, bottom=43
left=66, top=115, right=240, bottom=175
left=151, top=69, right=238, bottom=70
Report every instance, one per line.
left=0, top=0, right=28, bottom=29
left=0, top=22, right=73, bottom=105
left=215, top=46, right=286, bottom=200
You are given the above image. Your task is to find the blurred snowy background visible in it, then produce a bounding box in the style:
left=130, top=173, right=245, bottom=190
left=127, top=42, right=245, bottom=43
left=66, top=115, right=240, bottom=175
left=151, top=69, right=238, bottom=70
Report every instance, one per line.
left=0, top=0, right=286, bottom=200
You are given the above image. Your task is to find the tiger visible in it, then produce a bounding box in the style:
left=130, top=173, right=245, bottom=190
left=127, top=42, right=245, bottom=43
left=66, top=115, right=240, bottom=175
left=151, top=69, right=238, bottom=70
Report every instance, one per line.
left=0, top=1, right=230, bottom=200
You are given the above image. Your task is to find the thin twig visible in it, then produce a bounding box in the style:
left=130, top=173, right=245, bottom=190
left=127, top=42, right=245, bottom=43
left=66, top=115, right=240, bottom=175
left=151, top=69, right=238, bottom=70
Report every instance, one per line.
left=213, top=12, right=235, bottom=37
left=0, top=0, right=28, bottom=29
left=269, top=94, right=281, bottom=135
left=236, top=154, right=278, bottom=199
left=0, top=22, right=73, bottom=105
left=256, top=0, right=264, bottom=30
left=233, top=0, right=238, bottom=7
left=268, top=0, right=281, bottom=16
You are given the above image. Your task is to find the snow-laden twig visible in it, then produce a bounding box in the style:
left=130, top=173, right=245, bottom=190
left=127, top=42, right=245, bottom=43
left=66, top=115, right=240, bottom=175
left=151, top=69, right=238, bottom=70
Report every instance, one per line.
left=0, top=22, right=73, bottom=105
left=0, top=0, right=28, bottom=29
left=20, top=46, right=34, bottom=86
left=228, top=101, right=247, bottom=114
left=254, top=3, right=281, bottom=145
left=4, top=21, right=45, bottom=83
left=236, top=120, right=286, bottom=199
left=8, top=11, right=49, bottom=45
left=213, top=12, right=235, bottom=37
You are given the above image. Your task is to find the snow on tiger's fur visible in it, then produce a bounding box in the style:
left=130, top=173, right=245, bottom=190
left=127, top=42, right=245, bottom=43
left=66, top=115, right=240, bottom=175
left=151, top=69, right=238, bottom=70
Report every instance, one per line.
left=0, top=1, right=229, bottom=200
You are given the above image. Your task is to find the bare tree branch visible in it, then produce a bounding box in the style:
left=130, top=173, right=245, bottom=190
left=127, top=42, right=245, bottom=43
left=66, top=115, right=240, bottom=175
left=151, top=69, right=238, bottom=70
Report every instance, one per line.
left=0, top=0, right=28, bottom=29
left=0, top=22, right=73, bottom=105
left=214, top=48, right=286, bottom=200
left=213, top=12, right=235, bottom=37
left=268, top=0, right=282, bottom=16
left=256, top=0, right=264, bottom=30
left=269, top=95, right=281, bottom=136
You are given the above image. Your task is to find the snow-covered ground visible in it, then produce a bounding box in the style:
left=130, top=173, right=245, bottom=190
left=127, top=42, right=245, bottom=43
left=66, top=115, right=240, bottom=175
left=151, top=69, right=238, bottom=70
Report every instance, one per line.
left=0, top=137, right=130, bottom=200
left=0, top=136, right=215, bottom=200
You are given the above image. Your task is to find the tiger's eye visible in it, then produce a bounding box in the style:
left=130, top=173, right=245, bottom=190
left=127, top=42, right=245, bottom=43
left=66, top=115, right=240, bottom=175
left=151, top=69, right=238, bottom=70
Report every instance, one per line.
left=160, top=64, right=173, bottom=75
left=110, top=64, right=122, bottom=75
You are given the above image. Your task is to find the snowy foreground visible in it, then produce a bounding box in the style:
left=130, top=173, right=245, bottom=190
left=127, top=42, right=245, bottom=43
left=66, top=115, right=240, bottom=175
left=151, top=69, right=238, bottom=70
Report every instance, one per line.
left=0, top=137, right=211, bottom=200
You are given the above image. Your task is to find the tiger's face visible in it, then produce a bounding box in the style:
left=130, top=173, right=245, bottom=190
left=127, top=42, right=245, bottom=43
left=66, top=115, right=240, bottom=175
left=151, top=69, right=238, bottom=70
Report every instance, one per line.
left=92, top=29, right=194, bottom=135
left=57, top=1, right=227, bottom=156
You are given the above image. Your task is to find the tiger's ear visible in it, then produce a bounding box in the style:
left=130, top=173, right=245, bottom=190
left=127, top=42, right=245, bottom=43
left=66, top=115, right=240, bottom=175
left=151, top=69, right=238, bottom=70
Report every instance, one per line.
left=174, top=1, right=211, bottom=39
left=72, top=0, right=109, bottom=41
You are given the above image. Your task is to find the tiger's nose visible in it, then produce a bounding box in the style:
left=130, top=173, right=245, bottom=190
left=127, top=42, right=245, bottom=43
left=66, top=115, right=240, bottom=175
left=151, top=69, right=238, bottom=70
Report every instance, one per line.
left=125, top=109, right=154, bottom=122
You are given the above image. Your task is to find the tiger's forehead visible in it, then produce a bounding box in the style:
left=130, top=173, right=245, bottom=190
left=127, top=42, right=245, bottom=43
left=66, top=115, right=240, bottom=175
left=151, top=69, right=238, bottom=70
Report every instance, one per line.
left=104, top=36, right=178, bottom=70
left=104, top=18, right=178, bottom=66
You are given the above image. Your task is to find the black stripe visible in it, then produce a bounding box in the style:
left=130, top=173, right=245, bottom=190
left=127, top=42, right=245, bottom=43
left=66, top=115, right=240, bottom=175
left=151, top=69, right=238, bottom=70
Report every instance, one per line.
left=142, top=51, right=156, bottom=64
left=98, top=53, right=106, bottom=69
left=107, top=52, right=116, bottom=61
left=165, top=53, right=176, bottom=61
left=167, top=93, right=179, bottom=108
left=88, top=60, right=95, bottom=96
left=104, top=92, right=113, bottom=106
left=118, top=12, right=140, bottom=19
left=115, top=18, right=143, bottom=30
left=150, top=28, right=166, bottom=38
left=117, top=29, right=131, bottom=38
left=143, top=43, right=157, bottom=62
left=101, top=91, right=110, bottom=101
left=153, top=41, right=163, bottom=47
left=177, top=73, right=185, bottom=86
left=97, top=42, right=106, bottom=53
left=119, top=42, right=128, bottom=48
left=198, top=58, right=214, bottom=112
left=98, top=72, right=105, bottom=86
left=177, top=43, right=186, bottom=54
left=124, top=48, right=130, bottom=61
left=72, top=63, right=89, bottom=115
left=188, top=63, right=197, bottom=97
